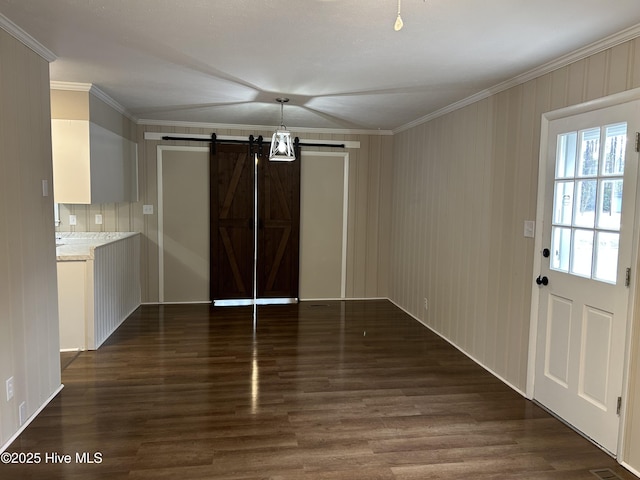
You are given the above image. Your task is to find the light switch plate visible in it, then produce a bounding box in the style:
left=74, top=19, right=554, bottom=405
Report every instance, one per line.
left=524, top=220, right=535, bottom=238
left=69, top=214, right=77, bottom=226
left=95, top=214, right=103, bottom=225
left=6, top=376, right=14, bottom=401
left=42, top=180, right=49, bottom=197
left=143, top=205, right=154, bottom=215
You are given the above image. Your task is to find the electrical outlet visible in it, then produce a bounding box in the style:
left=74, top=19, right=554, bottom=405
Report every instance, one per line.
left=69, top=214, right=77, bottom=226
left=424, top=298, right=428, bottom=310
left=95, top=214, right=103, bottom=225
left=143, top=204, right=154, bottom=215
left=6, top=376, right=14, bottom=401
left=19, top=402, right=26, bottom=425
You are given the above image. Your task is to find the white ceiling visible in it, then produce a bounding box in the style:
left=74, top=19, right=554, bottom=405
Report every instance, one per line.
left=2, top=0, right=640, bottom=132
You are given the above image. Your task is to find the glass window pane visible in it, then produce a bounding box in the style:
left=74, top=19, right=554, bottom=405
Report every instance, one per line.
left=551, top=226, right=571, bottom=272
left=594, top=231, right=619, bottom=284
left=553, top=181, right=574, bottom=226
left=578, top=128, right=600, bottom=177
left=574, top=180, right=597, bottom=228
left=549, top=122, right=627, bottom=285
left=556, top=132, right=577, bottom=179
left=571, top=229, right=594, bottom=278
left=602, top=123, right=626, bottom=176
left=597, top=179, right=623, bottom=231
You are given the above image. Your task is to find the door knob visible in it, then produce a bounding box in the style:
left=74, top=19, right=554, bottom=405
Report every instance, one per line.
left=536, top=275, right=549, bottom=286
left=542, top=248, right=550, bottom=258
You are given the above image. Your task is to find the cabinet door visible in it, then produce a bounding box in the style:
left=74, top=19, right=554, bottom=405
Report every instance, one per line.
left=210, top=144, right=254, bottom=301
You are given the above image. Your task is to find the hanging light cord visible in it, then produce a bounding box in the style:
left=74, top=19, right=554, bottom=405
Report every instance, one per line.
left=394, top=0, right=427, bottom=31
left=277, top=97, right=289, bottom=129
left=279, top=101, right=286, bottom=128
left=394, top=0, right=403, bottom=31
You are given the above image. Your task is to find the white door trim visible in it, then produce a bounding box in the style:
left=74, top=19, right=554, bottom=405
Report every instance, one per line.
left=527, top=86, right=640, bottom=460
left=156, top=145, right=350, bottom=303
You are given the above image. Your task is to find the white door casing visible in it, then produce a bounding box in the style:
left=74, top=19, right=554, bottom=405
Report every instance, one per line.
left=156, top=146, right=350, bottom=304
left=530, top=99, right=640, bottom=455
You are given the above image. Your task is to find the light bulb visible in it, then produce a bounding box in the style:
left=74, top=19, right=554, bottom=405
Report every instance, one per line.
left=394, top=13, right=403, bottom=31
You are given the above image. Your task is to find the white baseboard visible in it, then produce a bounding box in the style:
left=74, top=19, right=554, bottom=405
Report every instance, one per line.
left=140, top=301, right=211, bottom=305
left=387, top=298, right=528, bottom=398
left=0, top=384, right=64, bottom=454
left=620, top=461, right=640, bottom=477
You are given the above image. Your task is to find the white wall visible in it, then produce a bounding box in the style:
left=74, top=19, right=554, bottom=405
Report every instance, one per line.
left=0, top=28, right=62, bottom=449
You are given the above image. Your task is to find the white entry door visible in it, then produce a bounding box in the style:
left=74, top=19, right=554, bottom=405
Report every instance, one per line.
left=534, top=101, right=640, bottom=454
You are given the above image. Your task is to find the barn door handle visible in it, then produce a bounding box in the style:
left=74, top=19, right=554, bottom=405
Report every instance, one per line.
left=536, top=275, right=548, bottom=286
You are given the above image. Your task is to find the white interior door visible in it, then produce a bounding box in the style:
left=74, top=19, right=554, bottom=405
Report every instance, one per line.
left=534, top=101, right=640, bottom=454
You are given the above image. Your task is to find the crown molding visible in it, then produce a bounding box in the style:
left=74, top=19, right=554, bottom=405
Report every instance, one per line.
left=50, top=81, right=138, bottom=122
left=138, top=118, right=393, bottom=136
left=50, top=81, right=92, bottom=92
left=394, top=22, right=640, bottom=133
left=0, top=13, right=56, bottom=62
left=89, top=85, right=138, bottom=122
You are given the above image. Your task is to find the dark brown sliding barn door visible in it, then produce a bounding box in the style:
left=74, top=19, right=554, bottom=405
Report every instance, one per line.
left=210, top=144, right=254, bottom=301
left=257, top=146, right=301, bottom=299
left=210, top=142, right=301, bottom=304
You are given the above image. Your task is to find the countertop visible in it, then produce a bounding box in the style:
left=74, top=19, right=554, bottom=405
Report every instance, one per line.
left=56, top=232, right=139, bottom=261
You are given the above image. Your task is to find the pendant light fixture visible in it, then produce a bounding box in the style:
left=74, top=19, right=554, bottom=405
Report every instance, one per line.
left=268, top=98, right=296, bottom=162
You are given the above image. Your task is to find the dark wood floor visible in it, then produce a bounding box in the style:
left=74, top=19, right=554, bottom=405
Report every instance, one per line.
left=2, top=300, right=638, bottom=479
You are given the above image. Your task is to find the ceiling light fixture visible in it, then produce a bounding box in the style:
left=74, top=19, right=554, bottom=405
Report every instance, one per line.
left=268, top=98, right=296, bottom=162
left=394, top=0, right=403, bottom=31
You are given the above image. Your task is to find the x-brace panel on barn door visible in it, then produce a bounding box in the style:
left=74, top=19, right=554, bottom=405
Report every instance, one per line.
left=210, top=142, right=301, bottom=304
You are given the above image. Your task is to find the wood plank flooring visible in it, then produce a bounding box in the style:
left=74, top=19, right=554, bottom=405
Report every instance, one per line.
left=2, top=300, right=638, bottom=479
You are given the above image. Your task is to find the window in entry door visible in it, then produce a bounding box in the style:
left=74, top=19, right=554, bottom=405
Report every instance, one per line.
left=551, top=122, right=627, bottom=284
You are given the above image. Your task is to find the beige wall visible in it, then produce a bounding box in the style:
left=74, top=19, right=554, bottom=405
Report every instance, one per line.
left=389, top=36, right=640, bottom=464
left=0, top=29, right=61, bottom=448
left=299, top=153, right=346, bottom=299
left=159, top=148, right=210, bottom=302
left=50, top=89, right=89, bottom=120
left=51, top=88, right=137, bottom=141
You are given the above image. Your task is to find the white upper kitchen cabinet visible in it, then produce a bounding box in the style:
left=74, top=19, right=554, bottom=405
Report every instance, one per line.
left=52, top=119, right=138, bottom=204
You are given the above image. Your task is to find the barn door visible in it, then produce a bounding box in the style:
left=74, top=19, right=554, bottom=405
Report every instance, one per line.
left=210, top=142, right=301, bottom=304
left=210, top=144, right=254, bottom=301
left=257, top=146, right=301, bottom=299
